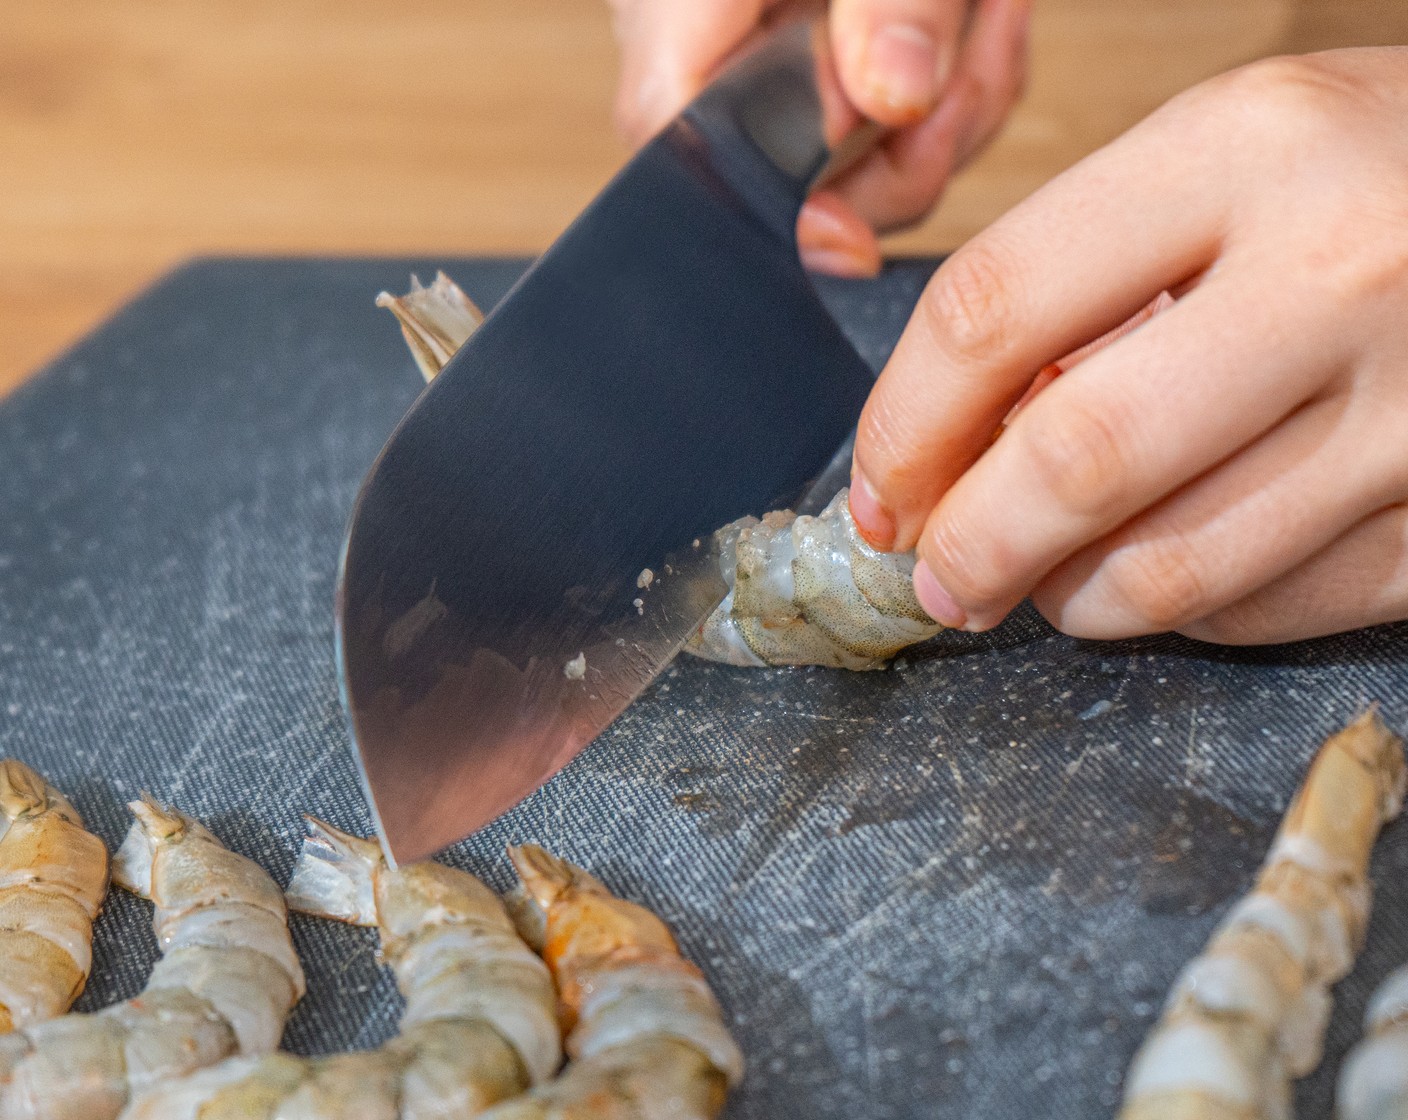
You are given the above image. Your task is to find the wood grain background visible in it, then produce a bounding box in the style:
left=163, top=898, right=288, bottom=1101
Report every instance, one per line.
left=3, top=0, right=1406, bottom=394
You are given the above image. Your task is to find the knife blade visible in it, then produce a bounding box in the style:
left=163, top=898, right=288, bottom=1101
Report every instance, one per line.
left=338, top=22, right=877, bottom=864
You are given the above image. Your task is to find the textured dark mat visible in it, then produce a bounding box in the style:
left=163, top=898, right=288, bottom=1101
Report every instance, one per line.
left=1, top=256, right=1405, bottom=1118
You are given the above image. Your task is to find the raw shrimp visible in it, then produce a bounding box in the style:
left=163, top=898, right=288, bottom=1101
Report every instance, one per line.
left=376, top=271, right=484, bottom=382
left=0, top=761, right=108, bottom=1031
left=376, top=273, right=941, bottom=670
left=1118, top=710, right=1406, bottom=1120
left=1337, top=962, right=1408, bottom=1120
left=0, top=796, right=304, bottom=1120
left=479, top=844, right=742, bottom=1120
left=119, top=816, right=561, bottom=1120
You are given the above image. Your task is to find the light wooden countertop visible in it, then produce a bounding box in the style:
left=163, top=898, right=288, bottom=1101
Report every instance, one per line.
left=3, top=0, right=1405, bottom=395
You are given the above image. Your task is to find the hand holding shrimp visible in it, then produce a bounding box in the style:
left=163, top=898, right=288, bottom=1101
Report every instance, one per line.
left=851, top=46, right=1408, bottom=645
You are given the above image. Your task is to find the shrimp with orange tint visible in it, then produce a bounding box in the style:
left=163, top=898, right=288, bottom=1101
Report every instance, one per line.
left=118, top=816, right=560, bottom=1120
left=478, top=844, right=742, bottom=1120
left=0, top=761, right=108, bottom=1032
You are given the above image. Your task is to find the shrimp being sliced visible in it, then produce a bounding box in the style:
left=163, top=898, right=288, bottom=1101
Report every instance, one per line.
left=0, top=761, right=109, bottom=1032
left=478, top=844, right=742, bottom=1120
left=0, top=796, right=304, bottom=1120
left=119, top=816, right=561, bottom=1120
left=1337, top=962, right=1408, bottom=1120
left=1119, top=710, right=1406, bottom=1120
left=375, top=273, right=941, bottom=670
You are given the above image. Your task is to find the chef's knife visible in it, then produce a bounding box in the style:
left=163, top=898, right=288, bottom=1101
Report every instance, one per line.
left=339, top=22, right=879, bottom=864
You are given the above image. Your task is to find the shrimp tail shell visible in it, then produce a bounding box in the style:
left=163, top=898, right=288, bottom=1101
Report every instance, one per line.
left=112, top=795, right=209, bottom=897
left=375, top=272, right=484, bottom=383
left=284, top=816, right=380, bottom=927
left=0, top=761, right=81, bottom=829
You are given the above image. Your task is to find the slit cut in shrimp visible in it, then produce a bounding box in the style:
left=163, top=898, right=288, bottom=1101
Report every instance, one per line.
left=479, top=844, right=742, bottom=1120
left=0, top=796, right=304, bottom=1120
left=1118, top=710, right=1406, bottom=1120
left=119, top=816, right=561, bottom=1120
left=0, top=761, right=109, bottom=1033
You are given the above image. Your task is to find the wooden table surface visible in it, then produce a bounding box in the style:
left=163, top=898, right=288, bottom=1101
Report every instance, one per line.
left=3, top=0, right=1405, bottom=395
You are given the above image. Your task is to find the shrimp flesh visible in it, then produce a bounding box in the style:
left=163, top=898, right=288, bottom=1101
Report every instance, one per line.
left=0, top=796, right=304, bottom=1120
left=376, top=271, right=484, bottom=382
left=479, top=843, right=742, bottom=1120
left=376, top=272, right=941, bottom=670
left=1337, top=961, right=1408, bottom=1120
left=1118, top=710, right=1406, bottom=1120
left=0, top=761, right=109, bottom=1032
left=119, top=816, right=561, bottom=1120
left=685, top=489, right=941, bottom=669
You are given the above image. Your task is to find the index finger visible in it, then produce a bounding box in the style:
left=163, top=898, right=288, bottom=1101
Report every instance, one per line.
left=850, top=86, right=1234, bottom=552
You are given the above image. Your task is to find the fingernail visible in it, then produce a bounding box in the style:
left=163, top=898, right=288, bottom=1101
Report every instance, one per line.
left=865, top=22, right=951, bottom=117
left=798, top=198, right=882, bottom=278
left=848, top=468, right=896, bottom=550
left=800, top=244, right=881, bottom=279
left=913, top=560, right=967, bottom=629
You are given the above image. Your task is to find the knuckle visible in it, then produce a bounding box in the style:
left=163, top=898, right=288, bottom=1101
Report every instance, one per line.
left=1018, top=396, right=1136, bottom=519
left=920, top=238, right=1024, bottom=366
left=1194, top=55, right=1360, bottom=145
left=1103, top=538, right=1212, bottom=632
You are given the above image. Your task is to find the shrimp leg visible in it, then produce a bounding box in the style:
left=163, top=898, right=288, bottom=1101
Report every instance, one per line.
left=478, top=844, right=742, bottom=1120
left=120, top=816, right=561, bottom=1120
left=1118, top=710, right=1406, bottom=1120
left=0, top=761, right=109, bottom=1031
left=0, top=796, right=304, bottom=1120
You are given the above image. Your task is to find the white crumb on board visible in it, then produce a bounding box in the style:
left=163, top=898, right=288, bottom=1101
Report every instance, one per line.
left=637, top=568, right=654, bottom=589
left=563, top=652, right=587, bottom=680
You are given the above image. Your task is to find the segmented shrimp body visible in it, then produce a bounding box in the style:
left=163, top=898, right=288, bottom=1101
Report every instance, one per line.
left=685, top=489, right=941, bottom=669
left=120, top=817, right=561, bottom=1120
left=0, top=761, right=108, bottom=1032
left=1119, top=711, right=1406, bottom=1120
left=377, top=273, right=941, bottom=671
left=0, top=797, right=304, bottom=1120
left=479, top=844, right=742, bottom=1120
left=1337, top=962, right=1408, bottom=1120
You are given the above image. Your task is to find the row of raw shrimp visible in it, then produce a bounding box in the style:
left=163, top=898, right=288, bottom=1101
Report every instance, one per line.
left=0, top=757, right=740, bottom=1120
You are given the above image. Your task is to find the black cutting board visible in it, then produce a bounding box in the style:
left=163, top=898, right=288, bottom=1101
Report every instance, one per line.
left=1, top=256, right=1405, bottom=1119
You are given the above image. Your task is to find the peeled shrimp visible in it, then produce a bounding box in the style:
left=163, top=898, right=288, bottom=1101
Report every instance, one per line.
left=0, top=796, right=304, bottom=1120
left=479, top=844, right=742, bottom=1120
left=1118, top=710, right=1406, bottom=1120
left=120, top=816, right=561, bottom=1120
left=376, top=272, right=941, bottom=670
left=0, top=761, right=108, bottom=1032
left=1337, top=962, right=1408, bottom=1120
